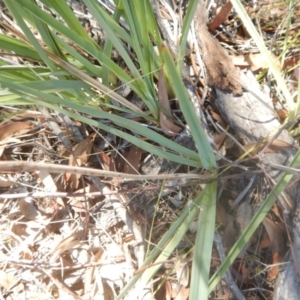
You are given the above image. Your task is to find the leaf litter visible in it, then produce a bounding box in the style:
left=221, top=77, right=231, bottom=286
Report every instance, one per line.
left=0, top=0, right=299, bottom=299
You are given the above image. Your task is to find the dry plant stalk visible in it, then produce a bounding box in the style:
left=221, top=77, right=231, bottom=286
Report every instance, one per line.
left=0, top=160, right=210, bottom=182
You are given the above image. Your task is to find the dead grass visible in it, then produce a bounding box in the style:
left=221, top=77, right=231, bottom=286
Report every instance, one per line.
left=0, top=0, right=299, bottom=299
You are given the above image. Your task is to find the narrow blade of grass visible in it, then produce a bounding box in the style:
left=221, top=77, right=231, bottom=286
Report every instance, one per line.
left=209, top=147, right=300, bottom=292
left=0, top=79, right=203, bottom=166
left=38, top=0, right=91, bottom=39
left=83, top=0, right=158, bottom=117
left=190, top=180, right=217, bottom=300
left=178, top=0, right=199, bottom=71
left=116, top=184, right=215, bottom=299
left=230, top=0, right=294, bottom=113
left=13, top=0, right=146, bottom=99
left=4, top=0, right=57, bottom=71
left=161, top=45, right=216, bottom=169
left=0, top=34, right=41, bottom=61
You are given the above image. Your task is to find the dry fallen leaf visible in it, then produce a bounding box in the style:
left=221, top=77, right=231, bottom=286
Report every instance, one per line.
left=277, top=108, right=288, bottom=120
left=0, top=177, right=16, bottom=187
left=66, top=133, right=96, bottom=189
left=293, top=67, right=299, bottom=82
left=262, top=217, right=286, bottom=280
left=174, top=284, right=190, bottom=300
left=123, top=144, right=143, bottom=175
left=96, top=147, right=111, bottom=171
left=6, top=110, right=42, bottom=121
left=244, top=138, right=296, bottom=154
left=156, top=280, right=172, bottom=300
left=0, top=122, right=34, bottom=158
left=208, top=1, right=233, bottom=30
left=232, top=53, right=281, bottom=73
left=0, top=122, right=33, bottom=140
left=209, top=110, right=227, bottom=128
left=50, top=231, right=85, bottom=262
left=158, top=68, right=182, bottom=136
left=176, top=262, right=190, bottom=287
left=36, top=169, right=64, bottom=216
left=216, top=202, right=228, bottom=226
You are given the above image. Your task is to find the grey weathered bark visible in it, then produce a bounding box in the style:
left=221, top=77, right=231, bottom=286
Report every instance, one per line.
left=213, top=72, right=300, bottom=299
left=212, top=73, right=297, bottom=214
left=193, top=0, right=300, bottom=298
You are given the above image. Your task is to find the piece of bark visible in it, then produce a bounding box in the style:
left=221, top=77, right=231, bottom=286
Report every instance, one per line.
left=193, top=1, right=299, bottom=298
left=211, top=60, right=297, bottom=218
left=273, top=193, right=300, bottom=300
left=194, top=1, right=242, bottom=95
left=213, top=71, right=299, bottom=299
left=194, top=0, right=297, bottom=214
left=214, top=75, right=300, bottom=300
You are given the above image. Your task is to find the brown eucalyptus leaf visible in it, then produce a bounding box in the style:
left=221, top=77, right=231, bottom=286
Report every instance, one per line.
left=208, top=1, right=233, bottom=30
left=0, top=122, right=33, bottom=140
left=96, top=147, right=111, bottom=171
left=156, top=280, right=172, bottom=300
left=66, top=133, right=96, bottom=189
left=216, top=202, right=228, bottom=226
left=232, top=53, right=280, bottom=73
left=158, top=68, right=182, bottom=136
left=262, top=217, right=286, bottom=280
left=209, top=110, right=227, bottom=128
left=244, top=138, right=296, bottom=154
left=50, top=231, right=84, bottom=262
left=214, top=132, right=227, bottom=150
left=124, top=144, right=143, bottom=175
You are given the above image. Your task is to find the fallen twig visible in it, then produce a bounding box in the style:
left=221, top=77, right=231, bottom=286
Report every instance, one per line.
left=0, top=161, right=212, bottom=181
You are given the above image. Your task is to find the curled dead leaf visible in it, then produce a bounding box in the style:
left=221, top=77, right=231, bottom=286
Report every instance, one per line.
left=155, top=280, right=172, bottom=300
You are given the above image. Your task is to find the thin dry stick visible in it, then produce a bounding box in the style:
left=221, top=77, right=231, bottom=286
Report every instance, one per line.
left=0, top=161, right=211, bottom=181
left=7, top=258, right=125, bottom=271
left=0, top=185, right=183, bottom=200
left=1, top=172, right=263, bottom=200
left=264, top=162, right=300, bottom=176
left=41, top=269, right=82, bottom=300
left=214, top=232, right=245, bottom=300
